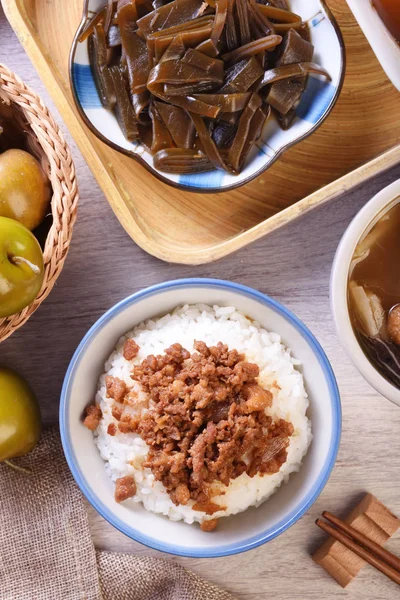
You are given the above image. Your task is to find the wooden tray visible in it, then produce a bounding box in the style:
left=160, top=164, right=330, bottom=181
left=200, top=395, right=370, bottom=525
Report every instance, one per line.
left=4, top=0, right=400, bottom=265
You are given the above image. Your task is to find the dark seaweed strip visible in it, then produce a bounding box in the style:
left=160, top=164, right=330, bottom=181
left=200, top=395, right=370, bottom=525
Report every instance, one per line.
left=235, top=0, right=251, bottom=45
left=266, top=29, right=314, bottom=114
left=276, top=107, right=295, bottom=130
left=158, top=33, right=186, bottom=62
left=256, top=5, right=301, bottom=22
left=237, top=104, right=269, bottom=167
left=190, top=112, right=234, bottom=172
left=227, top=92, right=261, bottom=171
left=273, top=22, right=303, bottom=32
left=149, top=18, right=214, bottom=60
left=211, top=0, right=228, bottom=44
left=154, top=148, right=213, bottom=172
left=212, top=121, right=237, bottom=148
left=195, top=38, right=219, bottom=57
left=147, top=57, right=223, bottom=88
left=149, top=102, right=175, bottom=152
left=137, top=0, right=207, bottom=36
left=78, top=8, right=107, bottom=42
left=222, top=34, right=282, bottom=63
left=219, top=57, right=264, bottom=93
left=88, top=25, right=117, bottom=109
left=131, top=91, right=151, bottom=124
left=259, top=62, right=331, bottom=87
left=109, top=65, right=139, bottom=140
left=104, top=0, right=116, bottom=34
left=218, top=110, right=241, bottom=124
left=181, top=48, right=224, bottom=73
left=266, top=78, right=303, bottom=114
left=248, top=0, right=274, bottom=38
left=147, top=16, right=214, bottom=40
left=165, top=96, right=221, bottom=117
left=276, top=29, right=313, bottom=66
left=155, top=101, right=195, bottom=147
left=147, top=59, right=222, bottom=117
left=224, top=0, right=238, bottom=51
left=117, top=1, right=150, bottom=94
left=193, top=92, right=251, bottom=111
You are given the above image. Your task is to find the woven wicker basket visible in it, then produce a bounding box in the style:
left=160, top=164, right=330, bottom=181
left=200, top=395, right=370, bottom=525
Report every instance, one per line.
left=0, top=64, right=78, bottom=342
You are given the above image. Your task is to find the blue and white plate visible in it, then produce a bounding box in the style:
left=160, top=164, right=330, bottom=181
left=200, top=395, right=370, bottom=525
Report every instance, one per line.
left=70, top=0, right=345, bottom=192
left=60, top=279, right=341, bottom=557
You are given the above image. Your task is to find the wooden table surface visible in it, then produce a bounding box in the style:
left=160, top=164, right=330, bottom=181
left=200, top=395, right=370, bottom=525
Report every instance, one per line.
left=1, top=7, right=400, bottom=599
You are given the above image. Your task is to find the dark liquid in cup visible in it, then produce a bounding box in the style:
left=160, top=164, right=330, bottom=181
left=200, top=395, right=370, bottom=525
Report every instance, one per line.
left=372, top=0, right=400, bottom=42
left=348, top=200, right=400, bottom=388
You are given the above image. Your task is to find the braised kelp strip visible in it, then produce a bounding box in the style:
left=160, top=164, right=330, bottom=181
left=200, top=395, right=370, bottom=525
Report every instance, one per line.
left=154, top=102, right=195, bottom=148
left=87, top=0, right=330, bottom=174
left=219, top=58, right=264, bottom=93
left=88, top=24, right=116, bottom=109
left=153, top=148, right=213, bottom=172
left=136, top=0, right=207, bottom=36
left=256, top=4, right=301, bottom=23
left=79, top=8, right=108, bottom=42
left=221, top=34, right=282, bottom=63
left=265, top=28, right=315, bottom=114
left=104, top=0, right=116, bottom=34
left=259, top=62, right=331, bottom=87
left=109, top=65, right=139, bottom=140
left=211, top=0, right=228, bottom=44
left=117, top=0, right=150, bottom=94
left=192, top=93, right=252, bottom=112
left=227, top=92, right=262, bottom=171
left=131, top=91, right=150, bottom=124
left=149, top=102, right=175, bottom=152
left=190, top=112, right=234, bottom=172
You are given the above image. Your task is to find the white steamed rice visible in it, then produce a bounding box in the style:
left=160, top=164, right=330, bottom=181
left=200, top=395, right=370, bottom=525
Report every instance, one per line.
left=94, top=304, right=312, bottom=524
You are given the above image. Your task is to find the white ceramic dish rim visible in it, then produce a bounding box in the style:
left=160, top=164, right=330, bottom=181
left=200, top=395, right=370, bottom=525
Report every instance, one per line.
left=60, top=278, right=341, bottom=557
left=330, top=179, right=400, bottom=407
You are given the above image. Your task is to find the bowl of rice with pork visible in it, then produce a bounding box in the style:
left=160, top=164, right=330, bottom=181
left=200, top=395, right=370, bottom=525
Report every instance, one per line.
left=60, top=279, right=341, bottom=557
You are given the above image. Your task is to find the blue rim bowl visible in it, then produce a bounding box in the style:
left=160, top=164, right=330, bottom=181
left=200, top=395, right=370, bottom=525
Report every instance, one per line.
left=60, top=278, right=341, bottom=557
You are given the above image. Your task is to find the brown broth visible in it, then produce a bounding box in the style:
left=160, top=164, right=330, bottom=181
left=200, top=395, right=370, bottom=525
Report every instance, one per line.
left=351, top=201, right=400, bottom=312
left=372, top=0, right=400, bottom=42
left=348, top=199, right=400, bottom=388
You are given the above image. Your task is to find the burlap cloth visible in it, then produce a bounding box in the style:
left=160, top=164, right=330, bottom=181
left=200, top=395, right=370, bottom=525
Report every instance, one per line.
left=0, top=428, right=235, bottom=600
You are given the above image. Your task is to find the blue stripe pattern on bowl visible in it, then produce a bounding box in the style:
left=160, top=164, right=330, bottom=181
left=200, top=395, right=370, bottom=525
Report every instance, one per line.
left=179, top=170, right=225, bottom=189
left=296, top=76, right=337, bottom=124
left=72, top=63, right=102, bottom=110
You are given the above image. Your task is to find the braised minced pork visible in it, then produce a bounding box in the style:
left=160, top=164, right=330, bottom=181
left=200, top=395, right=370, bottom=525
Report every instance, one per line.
left=123, top=338, right=140, bottom=360
left=83, top=404, right=102, bottom=431
left=114, top=475, right=137, bottom=503
left=111, top=341, right=294, bottom=512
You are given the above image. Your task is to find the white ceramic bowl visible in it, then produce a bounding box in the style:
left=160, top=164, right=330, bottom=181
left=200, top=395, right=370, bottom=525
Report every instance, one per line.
left=69, top=0, right=345, bottom=193
left=331, top=179, right=400, bottom=407
left=346, top=0, right=400, bottom=91
left=60, top=279, right=341, bottom=557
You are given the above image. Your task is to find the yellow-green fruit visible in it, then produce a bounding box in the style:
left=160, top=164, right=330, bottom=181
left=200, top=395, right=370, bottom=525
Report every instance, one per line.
left=0, top=216, right=44, bottom=317
left=0, top=368, right=41, bottom=462
left=0, top=149, right=51, bottom=231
